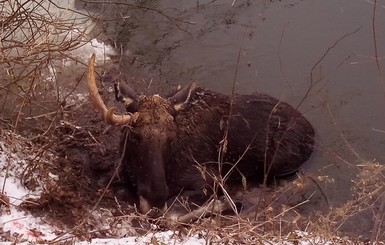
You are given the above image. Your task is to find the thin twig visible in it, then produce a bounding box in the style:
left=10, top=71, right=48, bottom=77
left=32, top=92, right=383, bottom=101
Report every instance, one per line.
left=371, top=0, right=380, bottom=72
left=296, top=26, right=362, bottom=109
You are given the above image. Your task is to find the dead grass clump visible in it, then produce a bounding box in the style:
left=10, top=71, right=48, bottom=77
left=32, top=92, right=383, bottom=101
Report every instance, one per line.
left=309, top=160, right=385, bottom=243
left=135, top=175, right=330, bottom=243
left=144, top=163, right=385, bottom=244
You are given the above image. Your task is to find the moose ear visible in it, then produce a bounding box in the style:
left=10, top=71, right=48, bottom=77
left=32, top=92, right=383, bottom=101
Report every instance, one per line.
left=168, top=82, right=197, bottom=111
left=114, top=82, right=139, bottom=109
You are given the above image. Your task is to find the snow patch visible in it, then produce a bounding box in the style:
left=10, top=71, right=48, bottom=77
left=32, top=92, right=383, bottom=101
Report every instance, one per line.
left=0, top=142, right=40, bottom=206
left=77, top=231, right=205, bottom=245
left=0, top=137, right=60, bottom=243
left=1, top=207, right=61, bottom=243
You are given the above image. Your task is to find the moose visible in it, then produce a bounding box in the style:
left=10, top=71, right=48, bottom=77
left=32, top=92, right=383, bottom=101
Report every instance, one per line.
left=87, top=54, right=315, bottom=217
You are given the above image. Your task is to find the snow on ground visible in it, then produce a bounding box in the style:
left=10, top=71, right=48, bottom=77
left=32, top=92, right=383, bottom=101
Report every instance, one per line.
left=63, top=36, right=116, bottom=67
left=76, top=231, right=205, bottom=245
left=1, top=207, right=60, bottom=243
left=0, top=133, right=62, bottom=243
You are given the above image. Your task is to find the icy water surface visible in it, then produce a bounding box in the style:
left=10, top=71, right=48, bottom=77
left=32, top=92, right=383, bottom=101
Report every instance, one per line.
left=71, top=0, right=385, bottom=237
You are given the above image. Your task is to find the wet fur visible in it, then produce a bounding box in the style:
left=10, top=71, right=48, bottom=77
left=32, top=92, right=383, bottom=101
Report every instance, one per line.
left=119, top=85, right=315, bottom=212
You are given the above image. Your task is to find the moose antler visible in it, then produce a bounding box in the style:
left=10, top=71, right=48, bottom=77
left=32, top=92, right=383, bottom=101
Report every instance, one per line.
left=87, top=54, right=133, bottom=125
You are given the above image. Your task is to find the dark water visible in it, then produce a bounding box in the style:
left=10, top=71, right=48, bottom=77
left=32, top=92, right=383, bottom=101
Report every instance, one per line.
left=74, top=0, right=385, bottom=237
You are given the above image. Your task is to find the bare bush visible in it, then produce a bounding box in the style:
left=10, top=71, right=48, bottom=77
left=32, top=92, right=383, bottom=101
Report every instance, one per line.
left=0, top=0, right=92, bottom=133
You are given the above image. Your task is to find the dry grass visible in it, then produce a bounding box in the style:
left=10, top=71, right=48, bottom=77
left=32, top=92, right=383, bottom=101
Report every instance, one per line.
left=313, top=161, right=385, bottom=243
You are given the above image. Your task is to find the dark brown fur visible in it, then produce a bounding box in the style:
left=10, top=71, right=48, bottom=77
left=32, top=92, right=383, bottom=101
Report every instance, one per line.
left=116, top=83, right=315, bottom=214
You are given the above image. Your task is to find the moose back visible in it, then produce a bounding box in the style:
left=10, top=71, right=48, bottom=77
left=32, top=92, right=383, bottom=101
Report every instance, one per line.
left=87, top=54, right=315, bottom=216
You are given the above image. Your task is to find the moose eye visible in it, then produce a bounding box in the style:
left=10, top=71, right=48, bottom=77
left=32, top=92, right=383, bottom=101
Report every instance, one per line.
left=125, top=103, right=138, bottom=113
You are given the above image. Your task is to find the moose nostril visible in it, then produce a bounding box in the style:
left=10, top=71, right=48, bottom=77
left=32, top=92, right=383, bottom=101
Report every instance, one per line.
left=139, top=195, right=167, bottom=217
left=139, top=195, right=152, bottom=214
left=137, top=184, right=168, bottom=213
left=137, top=186, right=150, bottom=199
